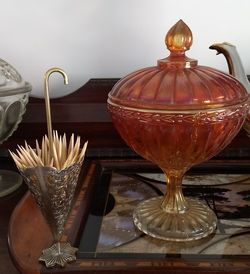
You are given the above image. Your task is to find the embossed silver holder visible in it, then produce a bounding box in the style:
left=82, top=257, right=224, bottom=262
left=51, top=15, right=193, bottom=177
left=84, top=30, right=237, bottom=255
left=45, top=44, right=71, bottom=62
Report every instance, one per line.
left=19, top=160, right=83, bottom=267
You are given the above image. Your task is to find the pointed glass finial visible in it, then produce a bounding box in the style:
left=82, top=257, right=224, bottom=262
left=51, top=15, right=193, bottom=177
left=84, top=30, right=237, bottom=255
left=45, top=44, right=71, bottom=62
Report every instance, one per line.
left=165, top=20, right=193, bottom=53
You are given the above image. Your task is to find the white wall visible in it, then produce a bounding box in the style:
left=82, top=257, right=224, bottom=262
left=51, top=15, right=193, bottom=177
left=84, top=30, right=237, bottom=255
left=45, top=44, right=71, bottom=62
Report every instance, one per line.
left=1, top=0, right=249, bottom=98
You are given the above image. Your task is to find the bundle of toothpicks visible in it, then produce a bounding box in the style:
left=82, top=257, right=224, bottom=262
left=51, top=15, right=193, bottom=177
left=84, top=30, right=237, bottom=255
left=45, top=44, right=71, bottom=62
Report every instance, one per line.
left=10, top=132, right=87, bottom=170
left=9, top=68, right=88, bottom=171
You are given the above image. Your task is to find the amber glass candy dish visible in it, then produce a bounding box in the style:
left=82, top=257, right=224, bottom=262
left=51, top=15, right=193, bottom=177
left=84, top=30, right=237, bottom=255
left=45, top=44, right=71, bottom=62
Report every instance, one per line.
left=107, top=20, right=249, bottom=241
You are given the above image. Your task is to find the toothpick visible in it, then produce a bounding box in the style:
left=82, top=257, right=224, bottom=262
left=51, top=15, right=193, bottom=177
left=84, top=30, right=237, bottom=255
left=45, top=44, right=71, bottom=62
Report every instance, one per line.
left=36, top=139, right=41, bottom=159
left=52, top=142, right=60, bottom=170
left=78, top=141, right=88, bottom=162
left=10, top=134, right=88, bottom=170
left=9, top=151, right=26, bottom=169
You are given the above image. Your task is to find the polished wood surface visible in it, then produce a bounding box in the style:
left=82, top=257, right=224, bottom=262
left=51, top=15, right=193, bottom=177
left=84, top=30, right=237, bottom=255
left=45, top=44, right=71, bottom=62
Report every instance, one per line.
left=8, top=193, right=51, bottom=274
left=0, top=185, right=26, bottom=274
left=8, top=159, right=250, bottom=274
left=0, top=158, right=27, bottom=274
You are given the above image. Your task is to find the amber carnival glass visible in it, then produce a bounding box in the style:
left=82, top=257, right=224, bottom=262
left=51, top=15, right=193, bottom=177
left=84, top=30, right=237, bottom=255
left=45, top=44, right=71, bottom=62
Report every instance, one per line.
left=107, top=20, right=249, bottom=241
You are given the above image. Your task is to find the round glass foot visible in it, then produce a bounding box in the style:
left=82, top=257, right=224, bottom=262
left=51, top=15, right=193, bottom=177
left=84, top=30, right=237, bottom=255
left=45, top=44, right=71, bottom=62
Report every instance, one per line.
left=0, top=170, right=22, bottom=197
left=133, top=196, right=217, bottom=241
left=39, top=242, right=78, bottom=268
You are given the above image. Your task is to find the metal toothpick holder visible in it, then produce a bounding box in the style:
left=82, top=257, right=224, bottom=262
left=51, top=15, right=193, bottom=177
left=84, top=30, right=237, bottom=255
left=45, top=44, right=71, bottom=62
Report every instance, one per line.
left=10, top=68, right=88, bottom=267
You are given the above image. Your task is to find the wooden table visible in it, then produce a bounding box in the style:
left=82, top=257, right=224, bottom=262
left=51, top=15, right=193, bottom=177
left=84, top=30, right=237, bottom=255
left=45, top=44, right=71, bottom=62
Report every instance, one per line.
left=8, top=159, right=250, bottom=274
left=0, top=157, right=27, bottom=274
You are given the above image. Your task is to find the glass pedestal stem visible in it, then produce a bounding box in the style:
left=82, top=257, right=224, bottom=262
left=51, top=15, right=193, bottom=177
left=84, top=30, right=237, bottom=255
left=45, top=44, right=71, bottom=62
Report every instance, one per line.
left=133, top=169, right=217, bottom=241
left=161, top=170, right=188, bottom=213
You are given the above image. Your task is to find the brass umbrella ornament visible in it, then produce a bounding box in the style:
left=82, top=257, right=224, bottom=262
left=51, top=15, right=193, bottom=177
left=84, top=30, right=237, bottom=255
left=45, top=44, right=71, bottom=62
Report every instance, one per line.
left=10, top=68, right=88, bottom=268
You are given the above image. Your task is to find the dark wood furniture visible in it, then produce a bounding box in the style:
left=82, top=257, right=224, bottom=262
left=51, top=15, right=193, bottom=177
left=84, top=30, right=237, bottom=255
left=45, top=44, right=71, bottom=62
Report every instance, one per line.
left=0, top=157, right=27, bottom=274
left=8, top=159, right=250, bottom=274
left=2, top=79, right=250, bottom=274
left=5, top=78, right=250, bottom=159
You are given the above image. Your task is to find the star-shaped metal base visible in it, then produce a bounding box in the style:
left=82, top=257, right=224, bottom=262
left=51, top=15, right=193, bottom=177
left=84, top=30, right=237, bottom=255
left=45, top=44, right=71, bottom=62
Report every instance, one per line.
left=39, top=242, right=78, bottom=268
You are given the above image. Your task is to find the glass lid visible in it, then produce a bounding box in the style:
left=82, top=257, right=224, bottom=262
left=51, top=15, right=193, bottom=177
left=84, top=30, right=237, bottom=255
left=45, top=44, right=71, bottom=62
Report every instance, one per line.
left=0, top=59, right=31, bottom=96
left=108, top=20, right=248, bottom=111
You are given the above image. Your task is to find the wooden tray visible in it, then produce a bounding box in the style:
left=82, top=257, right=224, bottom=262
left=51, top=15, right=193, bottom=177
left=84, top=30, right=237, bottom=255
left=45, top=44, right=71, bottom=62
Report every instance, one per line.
left=8, top=159, right=250, bottom=274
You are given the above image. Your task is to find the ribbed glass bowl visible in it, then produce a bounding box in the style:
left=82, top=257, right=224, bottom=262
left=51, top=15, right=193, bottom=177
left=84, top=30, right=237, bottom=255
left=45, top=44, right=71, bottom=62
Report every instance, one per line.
left=107, top=20, right=249, bottom=241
